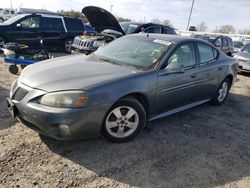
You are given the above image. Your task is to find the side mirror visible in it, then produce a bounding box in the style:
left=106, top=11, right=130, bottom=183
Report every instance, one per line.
left=164, top=63, right=185, bottom=74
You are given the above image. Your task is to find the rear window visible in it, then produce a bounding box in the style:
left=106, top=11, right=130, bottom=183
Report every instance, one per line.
left=64, top=17, right=84, bottom=31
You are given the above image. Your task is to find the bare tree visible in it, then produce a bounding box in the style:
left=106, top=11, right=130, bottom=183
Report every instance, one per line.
left=196, top=21, right=208, bottom=32
left=117, top=17, right=131, bottom=22
left=239, top=29, right=250, bottom=35
left=162, top=19, right=173, bottom=27
left=151, top=18, right=161, bottom=24
left=217, top=25, right=236, bottom=34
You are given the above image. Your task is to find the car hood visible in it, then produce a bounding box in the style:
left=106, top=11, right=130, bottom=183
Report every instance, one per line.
left=19, top=54, right=138, bottom=92
left=237, top=52, right=250, bottom=61
left=82, top=6, right=125, bottom=35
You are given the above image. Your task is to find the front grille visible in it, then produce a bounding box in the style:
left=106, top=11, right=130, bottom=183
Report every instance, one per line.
left=12, top=87, right=29, bottom=101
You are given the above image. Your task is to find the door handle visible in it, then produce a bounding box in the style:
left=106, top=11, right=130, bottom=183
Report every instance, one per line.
left=218, top=66, right=223, bottom=70
left=190, top=73, right=197, bottom=78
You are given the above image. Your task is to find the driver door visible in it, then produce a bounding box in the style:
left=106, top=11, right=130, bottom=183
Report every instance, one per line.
left=156, top=42, right=201, bottom=114
left=10, top=15, right=42, bottom=46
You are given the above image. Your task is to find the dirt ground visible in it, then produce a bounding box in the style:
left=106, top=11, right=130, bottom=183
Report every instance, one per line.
left=0, top=55, right=250, bottom=188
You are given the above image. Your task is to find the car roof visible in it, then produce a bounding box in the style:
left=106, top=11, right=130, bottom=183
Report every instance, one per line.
left=127, top=33, right=198, bottom=43
left=120, top=21, right=173, bottom=29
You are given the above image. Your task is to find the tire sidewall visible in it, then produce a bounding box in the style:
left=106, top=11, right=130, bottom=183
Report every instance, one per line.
left=102, top=97, right=146, bottom=143
left=212, top=78, right=231, bottom=105
left=64, top=39, right=73, bottom=53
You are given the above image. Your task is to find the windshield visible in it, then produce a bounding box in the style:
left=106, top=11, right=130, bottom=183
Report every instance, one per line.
left=3, top=14, right=28, bottom=24
left=94, top=36, right=171, bottom=70
left=242, top=44, right=250, bottom=53
left=120, top=22, right=139, bottom=34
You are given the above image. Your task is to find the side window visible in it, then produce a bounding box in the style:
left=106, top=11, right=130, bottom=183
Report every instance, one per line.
left=215, top=37, right=222, bottom=46
left=143, top=26, right=161, bottom=33
left=162, top=27, right=176, bottom=35
left=197, top=43, right=217, bottom=64
left=222, top=38, right=228, bottom=47
left=64, top=17, right=84, bottom=31
left=168, top=43, right=196, bottom=68
left=4, top=10, right=10, bottom=15
left=42, top=17, right=64, bottom=31
left=11, top=11, right=15, bottom=14
left=19, top=16, right=40, bottom=29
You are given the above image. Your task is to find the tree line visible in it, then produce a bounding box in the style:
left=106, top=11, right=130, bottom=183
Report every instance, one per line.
left=57, top=9, right=250, bottom=35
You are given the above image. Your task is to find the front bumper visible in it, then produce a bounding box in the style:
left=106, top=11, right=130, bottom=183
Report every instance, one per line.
left=8, top=81, right=110, bottom=140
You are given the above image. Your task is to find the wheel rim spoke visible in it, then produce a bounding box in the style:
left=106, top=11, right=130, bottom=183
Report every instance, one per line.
left=112, top=108, right=122, bottom=119
left=106, top=121, right=118, bottom=129
left=117, top=126, right=124, bottom=136
left=126, top=122, right=137, bottom=129
left=125, top=108, right=136, bottom=119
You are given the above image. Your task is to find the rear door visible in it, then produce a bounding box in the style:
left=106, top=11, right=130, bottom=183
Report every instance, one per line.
left=41, top=16, right=65, bottom=48
left=194, top=42, right=219, bottom=100
left=156, top=42, right=202, bottom=113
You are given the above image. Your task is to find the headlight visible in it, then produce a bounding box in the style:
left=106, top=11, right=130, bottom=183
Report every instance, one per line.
left=93, top=41, right=105, bottom=48
left=39, top=91, right=88, bottom=108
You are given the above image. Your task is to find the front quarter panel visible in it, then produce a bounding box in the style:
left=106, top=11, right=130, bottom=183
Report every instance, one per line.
left=86, top=71, right=158, bottom=118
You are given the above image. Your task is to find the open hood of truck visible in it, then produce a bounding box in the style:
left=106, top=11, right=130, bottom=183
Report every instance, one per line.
left=82, top=6, right=125, bottom=35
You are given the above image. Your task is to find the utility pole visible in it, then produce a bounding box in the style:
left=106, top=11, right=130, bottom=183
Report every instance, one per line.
left=186, top=0, right=195, bottom=30
left=10, top=0, right=13, bottom=9
left=110, top=5, right=113, bottom=13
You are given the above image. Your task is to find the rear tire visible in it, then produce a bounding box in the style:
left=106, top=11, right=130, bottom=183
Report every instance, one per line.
left=63, top=39, right=73, bottom=53
left=210, top=78, right=231, bottom=105
left=0, top=18, right=4, bottom=23
left=9, top=65, right=18, bottom=75
left=102, top=97, right=146, bottom=143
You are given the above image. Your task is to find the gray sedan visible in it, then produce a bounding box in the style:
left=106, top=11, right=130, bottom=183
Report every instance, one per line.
left=7, top=34, right=238, bottom=142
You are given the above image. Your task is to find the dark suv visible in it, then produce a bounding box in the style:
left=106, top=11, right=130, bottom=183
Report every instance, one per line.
left=71, top=6, right=176, bottom=54
left=0, top=13, right=85, bottom=52
left=193, top=35, right=234, bottom=56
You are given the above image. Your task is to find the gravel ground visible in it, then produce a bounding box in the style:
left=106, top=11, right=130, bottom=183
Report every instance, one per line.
left=1, top=55, right=250, bottom=188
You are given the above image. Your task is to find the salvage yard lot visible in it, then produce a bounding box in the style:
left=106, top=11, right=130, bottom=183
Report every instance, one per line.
left=0, top=56, right=250, bottom=188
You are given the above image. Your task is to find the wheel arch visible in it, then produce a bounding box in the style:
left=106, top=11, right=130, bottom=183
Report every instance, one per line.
left=118, top=92, right=150, bottom=118
left=225, top=74, right=233, bottom=88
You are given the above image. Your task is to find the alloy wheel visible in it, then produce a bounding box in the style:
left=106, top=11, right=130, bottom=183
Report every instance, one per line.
left=218, top=82, right=229, bottom=102
left=65, top=40, right=73, bottom=53
left=105, top=106, right=139, bottom=138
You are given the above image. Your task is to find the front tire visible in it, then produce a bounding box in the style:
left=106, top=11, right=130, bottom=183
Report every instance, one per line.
left=210, top=78, right=231, bottom=105
left=102, top=97, right=146, bottom=143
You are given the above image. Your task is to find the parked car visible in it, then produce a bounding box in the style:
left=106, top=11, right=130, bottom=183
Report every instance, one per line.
left=234, top=42, right=250, bottom=73
left=71, top=6, right=176, bottom=54
left=0, top=8, right=16, bottom=23
left=0, top=13, right=85, bottom=53
left=194, top=35, right=234, bottom=56
left=7, top=34, right=238, bottom=142
left=233, top=40, right=244, bottom=53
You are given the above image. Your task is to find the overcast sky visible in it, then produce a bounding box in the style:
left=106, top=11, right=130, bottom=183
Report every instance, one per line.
left=1, top=0, right=249, bottom=31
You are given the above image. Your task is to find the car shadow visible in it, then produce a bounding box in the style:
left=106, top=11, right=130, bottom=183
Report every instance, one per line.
left=41, top=92, right=250, bottom=187
left=0, top=86, right=17, bottom=130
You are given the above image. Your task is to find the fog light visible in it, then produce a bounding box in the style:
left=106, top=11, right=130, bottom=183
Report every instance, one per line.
left=58, top=124, right=70, bottom=137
